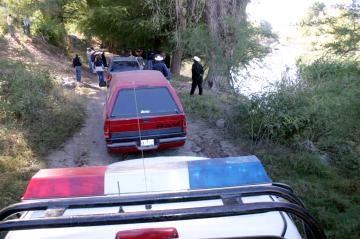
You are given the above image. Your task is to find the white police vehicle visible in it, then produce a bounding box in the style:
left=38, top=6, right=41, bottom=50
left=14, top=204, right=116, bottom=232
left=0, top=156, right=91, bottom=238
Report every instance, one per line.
left=0, top=156, right=326, bottom=239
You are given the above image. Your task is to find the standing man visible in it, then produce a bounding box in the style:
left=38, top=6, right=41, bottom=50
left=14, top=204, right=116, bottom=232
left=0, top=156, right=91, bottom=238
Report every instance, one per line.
left=153, top=55, right=171, bottom=80
left=72, top=54, right=82, bottom=82
left=23, top=17, right=31, bottom=36
left=94, top=54, right=106, bottom=86
left=190, top=56, right=204, bottom=95
left=7, top=14, right=14, bottom=36
left=21, top=18, right=26, bottom=35
left=90, top=48, right=97, bottom=73
left=86, top=48, right=93, bottom=71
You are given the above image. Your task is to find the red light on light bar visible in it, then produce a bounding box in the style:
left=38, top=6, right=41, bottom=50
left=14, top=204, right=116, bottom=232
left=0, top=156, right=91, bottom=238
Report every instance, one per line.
left=116, top=228, right=179, bottom=239
left=22, top=166, right=107, bottom=199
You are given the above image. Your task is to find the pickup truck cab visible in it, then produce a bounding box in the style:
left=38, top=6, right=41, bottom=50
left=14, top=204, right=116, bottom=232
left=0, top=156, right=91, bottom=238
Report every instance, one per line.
left=104, top=70, right=186, bottom=153
left=106, top=56, right=143, bottom=86
left=0, top=155, right=326, bottom=239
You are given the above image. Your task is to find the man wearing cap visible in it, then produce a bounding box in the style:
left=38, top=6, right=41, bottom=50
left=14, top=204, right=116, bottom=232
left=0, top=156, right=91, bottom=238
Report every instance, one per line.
left=152, top=55, right=171, bottom=80
left=191, top=56, right=204, bottom=95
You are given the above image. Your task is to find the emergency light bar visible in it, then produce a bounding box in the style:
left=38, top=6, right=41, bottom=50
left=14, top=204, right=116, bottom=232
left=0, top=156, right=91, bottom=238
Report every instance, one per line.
left=22, top=156, right=272, bottom=200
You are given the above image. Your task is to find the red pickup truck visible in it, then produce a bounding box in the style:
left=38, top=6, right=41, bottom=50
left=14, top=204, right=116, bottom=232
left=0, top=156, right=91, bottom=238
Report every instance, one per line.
left=104, top=70, right=186, bottom=153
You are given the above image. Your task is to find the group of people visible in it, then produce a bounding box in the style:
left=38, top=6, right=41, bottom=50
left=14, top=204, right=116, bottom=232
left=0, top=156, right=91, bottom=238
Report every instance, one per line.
left=6, top=14, right=31, bottom=36
left=73, top=47, right=204, bottom=95
left=73, top=47, right=109, bottom=86
left=86, top=47, right=108, bottom=86
left=116, top=48, right=172, bottom=81
left=118, top=49, right=171, bottom=70
left=73, top=48, right=107, bottom=86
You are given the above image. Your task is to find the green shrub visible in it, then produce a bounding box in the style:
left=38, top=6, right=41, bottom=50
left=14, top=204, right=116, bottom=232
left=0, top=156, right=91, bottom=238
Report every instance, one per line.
left=32, top=15, right=66, bottom=46
left=0, top=59, right=85, bottom=155
left=230, top=82, right=314, bottom=143
left=298, top=58, right=360, bottom=171
left=0, top=14, right=7, bottom=36
left=226, top=57, right=360, bottom=238
left=230, top=58, right=360, bottom=170
left=257, top=148, right=360, bottom=239
left=178, top=92, right=226, bottom=122
left=0, top=59, right=85, bottom=207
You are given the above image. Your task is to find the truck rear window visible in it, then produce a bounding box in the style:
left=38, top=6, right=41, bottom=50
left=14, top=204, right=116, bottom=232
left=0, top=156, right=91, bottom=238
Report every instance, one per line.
left=110, top=61, right=140, bottom=72
left=111, top=87, right=180, bottom=118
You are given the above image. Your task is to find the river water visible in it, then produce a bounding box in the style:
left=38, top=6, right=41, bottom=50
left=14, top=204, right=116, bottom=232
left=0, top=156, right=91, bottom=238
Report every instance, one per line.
left=234, top=26, right=303, bottom=97
left=238, top=0, right=322, bottom=97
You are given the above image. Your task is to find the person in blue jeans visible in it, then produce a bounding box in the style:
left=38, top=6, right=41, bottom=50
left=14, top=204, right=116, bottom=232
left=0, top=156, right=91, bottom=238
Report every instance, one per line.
left=94, top=55, right=105, bottom=86
left=72, top=54, right=82, bottom=82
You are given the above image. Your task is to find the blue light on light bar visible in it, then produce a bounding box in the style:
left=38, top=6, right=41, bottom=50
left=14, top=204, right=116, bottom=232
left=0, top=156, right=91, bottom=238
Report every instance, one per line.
left=188, top=156, right=271, bottom=189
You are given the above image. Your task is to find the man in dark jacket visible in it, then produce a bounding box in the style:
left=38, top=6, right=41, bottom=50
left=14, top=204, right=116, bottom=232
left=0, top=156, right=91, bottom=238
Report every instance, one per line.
left=153, top=55, right=170, bottom=79
left=101, top=52, right=108, bottom=67
left=147, top=50, right=154, bottom=69
left=72, top=54, right=82, bottom=82
left=190, top=56, right=204, bottom=95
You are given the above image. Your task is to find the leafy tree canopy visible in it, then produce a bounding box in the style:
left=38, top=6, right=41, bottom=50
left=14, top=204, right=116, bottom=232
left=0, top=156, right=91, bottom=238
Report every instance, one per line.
left=79, top=0, right=176, bottom=50
left=301, top=1, right=360, bottom=56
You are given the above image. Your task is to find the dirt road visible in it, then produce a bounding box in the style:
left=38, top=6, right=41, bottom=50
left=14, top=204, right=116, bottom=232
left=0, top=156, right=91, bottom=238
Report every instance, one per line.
left=2, top=34, right=244, bottom=168
left=47, top=73, right=244, bottom=167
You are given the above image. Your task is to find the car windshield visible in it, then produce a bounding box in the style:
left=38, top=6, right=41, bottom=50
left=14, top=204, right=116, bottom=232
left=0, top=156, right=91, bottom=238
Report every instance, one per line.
left=110, top=61, right=140, bottom=72
left=111, top=87, right=180, bottom=118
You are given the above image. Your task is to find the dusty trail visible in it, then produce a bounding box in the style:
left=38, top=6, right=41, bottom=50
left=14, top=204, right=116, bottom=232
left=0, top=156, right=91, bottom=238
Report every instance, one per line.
left=48, top=77, right=244, bottom=167
left=3, top=34, right=245, bottom=168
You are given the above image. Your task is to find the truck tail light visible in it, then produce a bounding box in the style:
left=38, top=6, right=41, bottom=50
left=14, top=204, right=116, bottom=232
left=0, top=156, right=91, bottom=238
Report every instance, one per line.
left=107, top=73, right=112, bottom=81
left=104, top=119, right=111, bottom=139
left=115, top=228, right=179, bottom=239
left=181, top=115, right=187, bottom=133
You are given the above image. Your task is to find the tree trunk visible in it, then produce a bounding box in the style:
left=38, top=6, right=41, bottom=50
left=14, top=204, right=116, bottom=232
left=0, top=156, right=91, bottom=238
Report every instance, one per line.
left=171, top=0, right=203, bottom=75
left=170, top=0, right=187, bottom=75
left=171, top=47, right=183, bottom=75
left=205, top=0, right=249, bottom=91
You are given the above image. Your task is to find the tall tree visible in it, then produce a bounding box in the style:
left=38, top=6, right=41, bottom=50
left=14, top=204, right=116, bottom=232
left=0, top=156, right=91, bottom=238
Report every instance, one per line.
left=301, top=0, right=360, bottom=56
left=205, top=0, right=249, bottom=90
left=80, top=0, right=176, bottom=51
left=171, top=0, right=204, bottom=74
